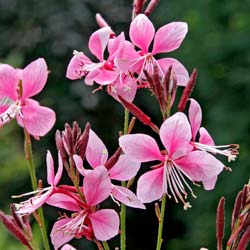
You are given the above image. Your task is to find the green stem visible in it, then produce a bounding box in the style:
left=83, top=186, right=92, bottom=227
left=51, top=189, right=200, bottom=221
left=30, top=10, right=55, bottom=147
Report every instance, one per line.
left=24, top=129, right=51, bottom=250
left=102, top=241, right=110, bottom=250
left=156, top=193, right=167, bottom=250
left=120, top=108, right=129, bottom=250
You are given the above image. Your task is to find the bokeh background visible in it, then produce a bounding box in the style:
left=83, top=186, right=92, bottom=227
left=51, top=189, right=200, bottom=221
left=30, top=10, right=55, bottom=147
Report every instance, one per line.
left=0, top=0, right=249, bottom=249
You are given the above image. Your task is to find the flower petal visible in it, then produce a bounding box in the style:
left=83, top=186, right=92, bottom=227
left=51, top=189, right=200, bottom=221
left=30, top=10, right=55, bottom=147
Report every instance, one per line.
left=54, top=151, right=63, bottom=186
left=202, top=176, right=218, bottom=190
left=199, top=127, right=215, bottom=146
left=21, top=58, right=48, bottom=99
left=160, top=112, right=192, bottom=159
left=119, top=134, right=163, bottom=162
left=175, top=151, right=224, bottom=182
left=137, top=167, right=165, bottom=203
left=109, top=154, right=140, bottom=181
left=107, top=32, right=125, bottom=61
left=157, top=58, right=189, bottom=86
left=129, top=14, right=155, bottom=53
left=88, top=27, right=111, bottom=61
left=61, top=244, right=77, bottom=250
left=46, top=150, right=55, bottom=186
left=66, top=53, right=92, bottom=80
left=189, top=98, right=202, bottom=140
left=112, top=185, right=145, bottom=209
left=16, top=98, right=56, bottom=137
left=84, top=166, right=112, bottom=206
left=86, top=129, right=108, bottom=168
left=50, top=218, right=74, bottom=250
left=46, top=193, right=81, bottom=211
left=73, top=154, right=91, bottom=176
left=152, top=22, right=188, bottom=54
left=88, top=209, right=119, bottom=241
left=0, top=64, right=19, bottom=100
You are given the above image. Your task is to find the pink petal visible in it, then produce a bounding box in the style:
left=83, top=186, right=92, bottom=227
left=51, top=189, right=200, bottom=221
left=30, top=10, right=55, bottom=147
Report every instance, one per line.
left=50, top=218, right=74, bottom=250
left=21, top=58, right=48, bottom=99
left=85, top=67, right=118, bottom=86
left=112, top=185, right=145, bottom=209
left=107, top=32, right=125, bottom=61
left=202, top=176, right=218, bottom=190
left=88, top=27, right=111, bottom=61
left=54, top=151, right=63, bottom=186
left=84, top=166, right=112, bottom=206
left=119, top=134, right=163, bottom=162
left=88, top=209, right=119, bottom=241
left=46, top=150, right=55, bottom=186
left=188, top=98, right=202, bottom=140
left=175, top=151, right=224, bottom=182
left=109, top=74, right=137, bottom=103
left=157, top=58, right=189, bottom=86
left=0, top=64, right=19, bottom=100
left=152, top=22, right=188, bottom=54
left=66, top=53, right=92, bottom=80
left=199, top=127, right=215, bottom=146
left=46, top=193, right=81, bottom=211
left=16, top=98, right=56, bottom=137
left=109, top=154, right=140, bottom=181
left=160, top=112, right=192, bottom=159
left=73, top=154, right=91, bottom=176
left=61, top=244, right=77, bottom=250
left=137, top=167, right=165, bottom=203
left=86, top=129, right=108, bottom=168
left=129, top=14, right=155, bottom=53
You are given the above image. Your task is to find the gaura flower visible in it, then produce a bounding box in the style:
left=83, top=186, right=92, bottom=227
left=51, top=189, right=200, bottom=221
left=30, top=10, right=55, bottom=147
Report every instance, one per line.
left=0, top=58, right=56, bottom=138
left=73, top=129, right=145, bottom=209
left=14, top=151, right=63, bottom=215
left=115, top=14, right=189, bottom=86
left=49, top=166, right=119, bottom=250
left=119, top=112, right=225, bottom=209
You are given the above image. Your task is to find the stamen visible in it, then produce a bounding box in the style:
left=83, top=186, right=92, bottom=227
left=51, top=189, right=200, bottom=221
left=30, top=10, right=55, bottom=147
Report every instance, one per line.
left=0, top=101, right=21, bottom=125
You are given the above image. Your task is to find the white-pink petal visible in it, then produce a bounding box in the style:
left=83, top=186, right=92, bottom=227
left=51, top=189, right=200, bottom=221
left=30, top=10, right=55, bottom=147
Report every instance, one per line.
left=199, top=127, right=215, bottom=146
left=21, top=58, right=48, bottom=99
left=175, top=151, right=224, bottom=182
left=88, top=27, right=111, bottom=61
left=129, top=14, right=155, bottom=53
left=16, top=98, right=56, bottom=137
left=157, top=58, right=189, bottom=86
left=73, top=154, right=91, bottom=176
left=202, top=176, right=218, bottom=190
left=46, top=150, right=55, bottom=186
left=107, top=32, right=125, bottom=61
left=50, top=218, right=74, bottom=250
left=86, top=129, right=108, bottom=168
left=112, top=185, right=145, bottom=209
left=152, top=22, right=188, bottom=54
left=109, top=154, right=140, bottom=181
left=61, top=244, right=77, bottom=250
left=160, top=112, right=192, bottom=159
left=137, top=167, right=165, bottom=203
left=189, top=98, right=202, bottom=140
left=83, top=166, right=112, bottom=206
left=54, top=151, right=63, bottom=186
left=88, top=209, right=119, bottom=241
left=119, top=134, right=163, bottom=162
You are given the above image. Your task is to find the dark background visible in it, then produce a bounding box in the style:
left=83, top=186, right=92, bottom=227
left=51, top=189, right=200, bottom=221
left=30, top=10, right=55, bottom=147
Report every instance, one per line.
left=0, top=0, right=249, bottom=249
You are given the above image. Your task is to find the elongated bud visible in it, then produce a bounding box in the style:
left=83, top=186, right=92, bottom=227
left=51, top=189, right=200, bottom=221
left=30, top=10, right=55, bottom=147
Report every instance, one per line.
left=64, top=123, right=73, bottom=156
left=135, top=0, right=144, bottom=14
left=216, top=197, right=225, bottom=250
left=118, top=95, right=159, bottom=133
left=155, top=203, right=161, bottom=222
left=144, top=0, right=160, bottom=16
left=55, top=130, right=67, bottom=160
left=237, top=229, right=250, bottom=250
left=10, top=204, right=22, bottom=229
left=231, top=191, right=243, bottom=230
left=95, top=13, right=115, bottom=38
left=77, top=122, right=90, bottom=159
left=178, top=69, right=197, bottom=112
left=105, top=147, right=122, bottom=170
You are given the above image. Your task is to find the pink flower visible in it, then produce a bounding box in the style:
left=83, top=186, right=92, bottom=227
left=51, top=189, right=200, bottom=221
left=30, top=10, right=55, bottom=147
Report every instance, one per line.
left=14, top=151, right=63, bottom=215
left=188, top=98, right=239, bottom=189
left=61, top=245, right=77, bottom=250
left=119, top=112, right=224, bottom=209
left=49, top=166, right=119, bottom=250
left=73, top=129, right=145, bottom=209
left=0, top=58, right=56, bottom=138
left=116, top=14, right=189, bottom=86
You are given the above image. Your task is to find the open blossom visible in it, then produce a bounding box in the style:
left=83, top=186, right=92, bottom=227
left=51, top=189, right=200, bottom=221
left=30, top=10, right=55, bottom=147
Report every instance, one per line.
left=0, top=58, right=56, bottom=138
left=119, top=112, right=225, bottom=209
left=188, top=98, right=239, bottom=189
left=49, top=166, right=119, bottom=250
left=116, top=14, right=189, bottom=86
left=14, top=151, right=63, bottom=215
left=73, top=129, right=145, bottom=209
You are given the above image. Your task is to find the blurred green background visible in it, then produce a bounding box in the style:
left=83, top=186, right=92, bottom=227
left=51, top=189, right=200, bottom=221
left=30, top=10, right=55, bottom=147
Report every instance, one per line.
left=0, top=0, right=249, bottom=249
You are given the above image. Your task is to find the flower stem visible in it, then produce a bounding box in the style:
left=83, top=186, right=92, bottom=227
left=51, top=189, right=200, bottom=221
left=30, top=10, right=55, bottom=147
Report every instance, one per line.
left=24, top=129, right=51, bottom=250
left=102, top=241, right=110, bottom=250
left=120, top=108, right=129, bottom=250
left=156, top=193, right=167, bottom=250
